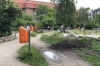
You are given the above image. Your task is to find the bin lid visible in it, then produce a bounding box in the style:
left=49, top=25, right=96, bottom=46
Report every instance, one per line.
left=19, top=26, right=28, bottom=32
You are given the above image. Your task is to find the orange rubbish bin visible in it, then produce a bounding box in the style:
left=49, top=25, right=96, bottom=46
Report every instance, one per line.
left=19, top=26, right=28, bottom=43
left=30, top=25, right=33, bottom=31
left=33, top=26, right=35, bottom=31
left=35, top=26, right=37, bottom=29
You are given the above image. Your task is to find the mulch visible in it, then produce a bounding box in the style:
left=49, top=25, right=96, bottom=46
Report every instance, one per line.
left=50, top=40, right=91, bottom=51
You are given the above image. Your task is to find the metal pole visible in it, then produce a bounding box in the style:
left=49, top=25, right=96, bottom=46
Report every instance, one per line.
left=28, top=30, right=30, bottom=53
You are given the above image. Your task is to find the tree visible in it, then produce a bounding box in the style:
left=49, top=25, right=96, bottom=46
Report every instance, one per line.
left=86, top=19, right=97, bottom=29
left=51, top=0, right=76, bottom=28
left=94, top=14, right=100, bottom=27
left=0, top=0, right=22, bottom=37
left=36, top=4, right=49, bottom=21
left=15, top=12, right=36, bottom=28
left=36, top=4, right=55, bottom=28
left=77, top=7, right=89, bottom=28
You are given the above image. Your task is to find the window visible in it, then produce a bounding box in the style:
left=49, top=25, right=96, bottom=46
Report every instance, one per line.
left=22, top=8, right=26, bottom=12
left=33, top=8, right=36, bottom=13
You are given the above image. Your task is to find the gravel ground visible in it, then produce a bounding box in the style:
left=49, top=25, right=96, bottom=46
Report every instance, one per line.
left=0, top=33, right=92, bottom=66
left=0, top=33, right=31, bottom=66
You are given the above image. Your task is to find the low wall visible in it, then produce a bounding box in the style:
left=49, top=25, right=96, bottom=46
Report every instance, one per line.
left=0, top=35, right=16, bottom=43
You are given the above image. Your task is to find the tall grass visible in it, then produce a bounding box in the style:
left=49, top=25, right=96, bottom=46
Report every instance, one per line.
left=41, top=33, right=67, bottom=45
left=18, top=45, right=48, bottom=66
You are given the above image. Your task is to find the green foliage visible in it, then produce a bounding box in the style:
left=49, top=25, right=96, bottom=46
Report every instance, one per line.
left=41, top=33, right=67, bottom=45
left=72, top=37, right=90, bottom=43
left=77, top=7, right=100, bottom=29
left=15, top=12, right=36, bottom=28
left=81, top=53, right=100, bottom=66
left=52, top=0, right=76, bottom=27
left=74, top=49, right=80, bottom=53
left=94, top=14, right=100, bottom=27
left=78, top=8, right=89, bottom=22
left=36, top=4, right=55, bottom=28
left=53, top=25, right=59, bottom=30
left=73, top=37, right=100, bottom=66
left=36, top=4, right=49, bottom=16
left=30, top=32, right=36, bottom=37
left=86, top=19, right=98, bottom=29
left=91, top=42, right=100, bottom=52
left=41, top=30, right=100, bottom=66
left=68, top=30, right=100, bottom=35
left=24, top=14, right=33, bottom=21
left=77, top=7, right=89, bottom=28
left=30, top=30, right=43, bottom=37
left=0, top=0, right=22, bottom=37
left=35, top=21, right=44, bottom=28
left=18, top=45, right=49, bottom=66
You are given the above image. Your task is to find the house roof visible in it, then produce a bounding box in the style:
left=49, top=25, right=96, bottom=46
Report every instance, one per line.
left=14, top=0, right=54, bottom=8
left=14, top=0, right=27, bottom=3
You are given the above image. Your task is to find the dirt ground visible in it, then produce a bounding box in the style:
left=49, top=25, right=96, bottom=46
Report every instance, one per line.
left=0, top=33, right=92, bottom=66
left=31, top=34, right=92, bottom=66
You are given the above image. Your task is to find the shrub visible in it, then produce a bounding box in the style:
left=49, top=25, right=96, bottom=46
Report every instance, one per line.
left=53, top=25, right=59, bottom=30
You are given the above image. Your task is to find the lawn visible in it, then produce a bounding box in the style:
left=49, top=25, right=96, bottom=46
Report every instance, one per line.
left=42, top=29, right=100, bottom=35
left=68, top=29, right=100, bottom=35
left=18, top=44, right=48, bottom=66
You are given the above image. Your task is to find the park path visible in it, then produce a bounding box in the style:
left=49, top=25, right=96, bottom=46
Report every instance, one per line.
left=0, top=33, right=31, bottom=66
left=0, top=33, right=92, bottom=66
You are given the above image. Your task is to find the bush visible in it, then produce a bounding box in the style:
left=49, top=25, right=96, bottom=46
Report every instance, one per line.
left=86, top=20, right=98, bottom=29
left=53, top=25, right=59, bottom=30
left=0, top=0, right=22, bottom=37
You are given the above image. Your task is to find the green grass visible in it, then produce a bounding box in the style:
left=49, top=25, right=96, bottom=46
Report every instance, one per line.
left=41, top=32, right=100, bottom=66
left=91, top=42, right=100, bottom=52
left=42, top=29, right=100, bottom=35
left=41, top=33, right=67, bottom=45
left=68, top=30, right=100, bottom=35
left=30, top=31, right=43, bottom=37
left=30, top=32, right=37, bottom=37
left=74, top=48, right=88, bottom=53
left=75, top=38, right=100, bottom=66
left=18, top=45, right=49, bottom=66
left=79, top=53, right=100, bottom=66
left=42, top=30, right=57, bottom=35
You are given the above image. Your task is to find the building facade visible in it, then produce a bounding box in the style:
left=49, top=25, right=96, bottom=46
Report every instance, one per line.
left=88, top=9, right=94, bottom=19
left=88, top=9, right=100, bottom=19
left=14, top=0, right=54, bottom=14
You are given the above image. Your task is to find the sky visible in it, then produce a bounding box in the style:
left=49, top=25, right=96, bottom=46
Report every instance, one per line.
left=35, top=0, right=100, bottom=10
